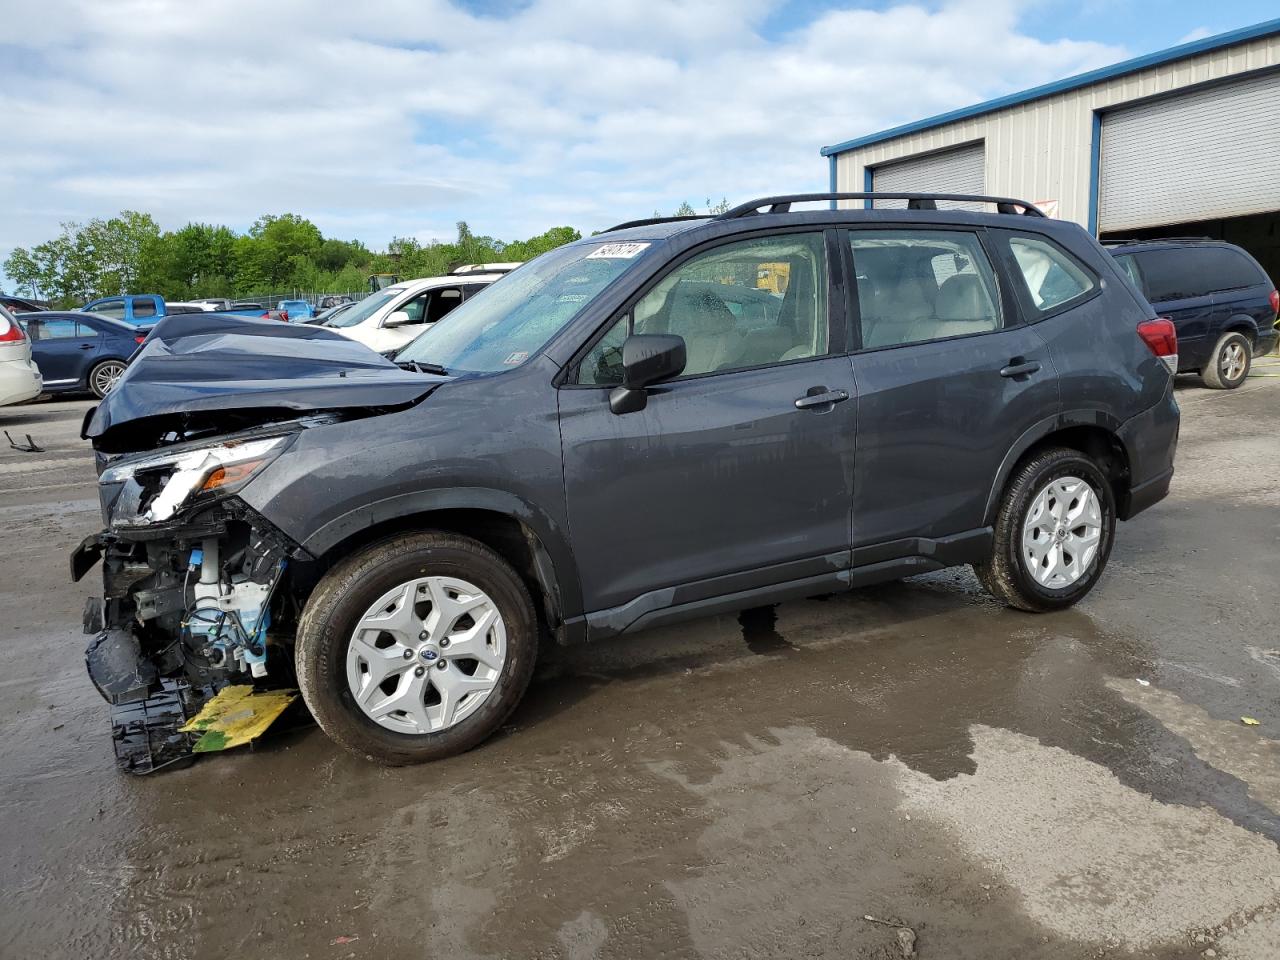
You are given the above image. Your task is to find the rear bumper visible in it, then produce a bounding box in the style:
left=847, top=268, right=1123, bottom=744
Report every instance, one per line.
left=1116, top=377, right=1179, bottom=521
left=1256, top=327, right=1278, bottom=357
left=0, top=358, right=42, bottom=406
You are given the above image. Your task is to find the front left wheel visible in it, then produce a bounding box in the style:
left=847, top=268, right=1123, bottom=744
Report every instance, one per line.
left=296, top=532, right=538, bottom=765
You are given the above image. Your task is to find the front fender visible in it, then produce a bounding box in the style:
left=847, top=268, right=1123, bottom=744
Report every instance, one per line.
left=299, top=485, right=584, bottom=635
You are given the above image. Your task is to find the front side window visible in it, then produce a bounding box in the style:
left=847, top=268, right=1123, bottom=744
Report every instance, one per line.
left=426, top=287, right=464, bottom=324
left=848, top=230, right=1001, bottom=349
left=92, top=299, right=126, bottom=320
left=1008, top=235, right=1096, bottom=312
left=577, top=232, right=829, bottom=384
left=36, top=318, right=83, bottom=339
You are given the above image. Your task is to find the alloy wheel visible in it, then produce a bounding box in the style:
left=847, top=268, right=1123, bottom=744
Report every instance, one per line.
left=1220, top=341, right=1247, bottom=382
left=91, top=361, right=127, bottom=396
left=1022, top=476, right=1102, bottom=588
left=345, top=575, right=507, bottom=735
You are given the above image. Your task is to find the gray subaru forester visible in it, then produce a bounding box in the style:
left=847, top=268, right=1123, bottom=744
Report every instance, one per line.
left=74, top=193, right=1179, bottom=766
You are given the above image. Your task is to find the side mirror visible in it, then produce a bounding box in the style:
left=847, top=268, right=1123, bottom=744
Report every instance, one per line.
left=609, top=334, right=686, bottom=415
left=384, top=310, right=413, bottom=328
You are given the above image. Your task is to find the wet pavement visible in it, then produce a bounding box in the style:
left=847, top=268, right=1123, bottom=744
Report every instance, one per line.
left=2, top=371, right=1279, bottom=960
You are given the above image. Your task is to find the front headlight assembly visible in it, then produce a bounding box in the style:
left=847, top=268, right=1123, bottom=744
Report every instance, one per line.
left=100, top=434, right=292, bottom=526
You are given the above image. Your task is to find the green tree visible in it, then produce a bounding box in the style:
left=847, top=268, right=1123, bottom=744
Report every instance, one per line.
left=78, top=211, right=161, bottom=295
left=5, top=209, right=585, bottom=304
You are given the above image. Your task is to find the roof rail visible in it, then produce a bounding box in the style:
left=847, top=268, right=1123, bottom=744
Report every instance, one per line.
left=601, top=215, right=710, bottom=234
left=717, top=193, right=1047, bottom=219
left=1100, top=236, right=1214, bottom=246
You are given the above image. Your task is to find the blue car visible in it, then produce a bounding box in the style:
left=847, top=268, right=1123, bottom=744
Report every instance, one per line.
left=1109, top=239, right=1278, bottom=389
left=277, top=299, right=314, bottom=322
left=17, top=311, right=146, bottom=398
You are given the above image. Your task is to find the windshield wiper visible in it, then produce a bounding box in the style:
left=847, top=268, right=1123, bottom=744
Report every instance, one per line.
left=396, top=360, right=450, bottom=376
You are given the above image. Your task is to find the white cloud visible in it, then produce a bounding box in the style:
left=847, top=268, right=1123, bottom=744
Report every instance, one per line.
left=0, top=0, right=1124, bottom=276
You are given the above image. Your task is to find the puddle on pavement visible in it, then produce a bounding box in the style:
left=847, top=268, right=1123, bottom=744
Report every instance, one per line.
left=42, top=575, right=1259, bottom=957
left=736, top=604, right=796, bottom=655
left=8, top=564, right=1278, bottom=959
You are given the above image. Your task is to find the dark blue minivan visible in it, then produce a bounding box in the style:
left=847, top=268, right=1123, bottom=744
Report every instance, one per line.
left=1110, top=240, right=1278, bottom=389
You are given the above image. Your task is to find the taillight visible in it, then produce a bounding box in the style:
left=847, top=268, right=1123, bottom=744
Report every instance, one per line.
left=1269, top=288, right=1278, bottom=318
left=1137, top=317, right=1178, bottom=374
left=135, top=334, right=147, bottom=344
left=280, top=310, right=289, bottom=322
left=0, top=316, right=25, bottom=342
left=260, top=311, right=271, bottom=319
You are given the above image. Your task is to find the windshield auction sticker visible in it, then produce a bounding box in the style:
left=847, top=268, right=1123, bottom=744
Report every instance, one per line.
left=586, top=242, right=650, bottom=259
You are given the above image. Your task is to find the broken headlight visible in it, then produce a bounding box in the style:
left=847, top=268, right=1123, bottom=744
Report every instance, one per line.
left=100, top=434, right=292, bottom=525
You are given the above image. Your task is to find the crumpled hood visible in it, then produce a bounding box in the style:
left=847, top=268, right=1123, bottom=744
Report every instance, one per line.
left=86, top=313, right=444, bottom=443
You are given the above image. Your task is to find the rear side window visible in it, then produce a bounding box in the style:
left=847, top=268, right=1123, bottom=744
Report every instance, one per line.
left=847, top=229, right=1001, bottom=349
left=132, top=297, right=157, bottom=318
left=1130, top=247, right=1263, bottom=301
left=1007, top=236, right=1096, bottom=312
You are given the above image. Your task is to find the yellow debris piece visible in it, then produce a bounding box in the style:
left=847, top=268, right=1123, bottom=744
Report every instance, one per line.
left=1241, top=717, right=1261, bottom=726
left=179, top=685, right=299, bottom=752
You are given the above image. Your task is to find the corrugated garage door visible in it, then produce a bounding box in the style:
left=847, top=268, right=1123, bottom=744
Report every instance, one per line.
left=870, top=142, right=985, bottom=208
left=1099, top=70, right=1280, bottom=232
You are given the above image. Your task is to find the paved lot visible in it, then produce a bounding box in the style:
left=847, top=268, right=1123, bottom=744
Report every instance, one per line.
left=2, top=368, right=1279, bottom=960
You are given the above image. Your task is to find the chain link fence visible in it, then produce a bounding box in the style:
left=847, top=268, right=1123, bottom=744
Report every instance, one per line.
left=224, top=289, right=373, bottom=309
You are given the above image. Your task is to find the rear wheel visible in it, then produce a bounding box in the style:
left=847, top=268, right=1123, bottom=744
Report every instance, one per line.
left=1201, top=331, right=1251, bottom=389
left=88, top=360, right=127, bottom=398
left=974, top=448, right=1115, bottom=612
left=296, top=532, right=537, bottom=765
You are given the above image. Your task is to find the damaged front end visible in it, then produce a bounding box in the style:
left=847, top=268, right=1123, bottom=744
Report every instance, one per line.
left=73, top=425, right=312, bottom=772
left=70, top=314, right=445, bottom=772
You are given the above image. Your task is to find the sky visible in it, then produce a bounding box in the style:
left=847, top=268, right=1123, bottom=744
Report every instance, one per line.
left=1, top=0, right=1276, bottom=285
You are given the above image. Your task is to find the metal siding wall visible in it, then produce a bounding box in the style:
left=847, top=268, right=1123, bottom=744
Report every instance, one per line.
left=832, top=33, right=1280, bottom=228
left=869, top=142, right=985, bottom=207
left=1099, top=69, right=1280, bottom=231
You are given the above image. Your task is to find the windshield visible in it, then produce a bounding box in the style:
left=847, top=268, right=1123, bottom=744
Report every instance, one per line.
left=397, top=241, right=650, bottom=373
left=323, top=289, right=399, bottom=328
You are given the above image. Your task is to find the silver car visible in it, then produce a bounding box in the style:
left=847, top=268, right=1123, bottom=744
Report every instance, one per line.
left=0, top=304, right=42, bottom=407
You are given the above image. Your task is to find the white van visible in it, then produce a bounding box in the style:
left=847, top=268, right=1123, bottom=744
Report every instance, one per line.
left=322, top=265, right=519, bottom=354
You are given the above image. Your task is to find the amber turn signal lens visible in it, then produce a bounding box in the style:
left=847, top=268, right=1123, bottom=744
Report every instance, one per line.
left=200, top=459, right=264, bottom=492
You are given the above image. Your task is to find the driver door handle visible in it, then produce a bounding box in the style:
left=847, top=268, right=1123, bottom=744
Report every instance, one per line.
left=999, top=360, right=1041, bottom=379
left=794, top=388, right=850, bottom=409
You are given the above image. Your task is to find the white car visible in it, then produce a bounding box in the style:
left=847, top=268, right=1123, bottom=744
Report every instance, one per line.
left=321, top=265, right=519, bottom=354
left=0, top=304, right=43, bottom=406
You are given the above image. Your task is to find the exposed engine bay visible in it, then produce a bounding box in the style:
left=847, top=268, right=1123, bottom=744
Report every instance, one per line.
left=73, top=419, right=320, bottom=772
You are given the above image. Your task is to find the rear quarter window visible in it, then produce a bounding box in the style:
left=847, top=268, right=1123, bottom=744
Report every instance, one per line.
left=1006, top=235, right=1097, bottom=313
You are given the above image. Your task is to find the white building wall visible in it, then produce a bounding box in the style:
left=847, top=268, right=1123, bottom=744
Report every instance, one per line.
left=833, top=32, right=1280, bottom=228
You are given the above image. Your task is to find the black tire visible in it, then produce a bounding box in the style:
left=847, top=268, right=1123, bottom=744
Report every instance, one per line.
left=88, top=359, right=128, bottom=398
left=296, top=532, right=537, bottom=765
left=1201, top=331, right=1251, bottom=389
left=973, top=447, right=1115, bottom=613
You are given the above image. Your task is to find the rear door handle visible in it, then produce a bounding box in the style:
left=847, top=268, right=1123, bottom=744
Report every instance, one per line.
left=999, top=360, right=1041, bottom=378
left=794, top=388, right=850, bottom=409
left=79, top=344, right=95, bottom=350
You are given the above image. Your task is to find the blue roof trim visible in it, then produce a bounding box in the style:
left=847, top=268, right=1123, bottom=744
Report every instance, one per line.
left=820, top=18, right=1280, bottom=157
